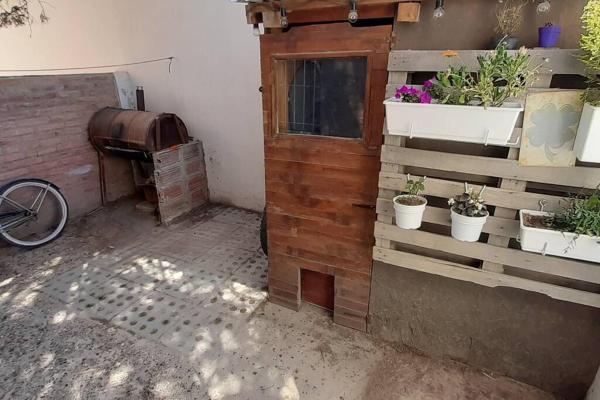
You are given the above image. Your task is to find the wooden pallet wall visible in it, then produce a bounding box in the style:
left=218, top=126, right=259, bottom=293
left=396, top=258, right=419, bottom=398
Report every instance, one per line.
left=375, top=49, right=600, bottom=308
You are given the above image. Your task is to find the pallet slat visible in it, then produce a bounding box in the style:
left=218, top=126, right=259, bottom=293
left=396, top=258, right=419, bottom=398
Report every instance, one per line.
left=378, top=171, right=565, bottom=211
left=373, top=247, right=600, bottom=308
left=376, top=199, right=519, bottom=239
left=382, top=146, right=600, bottom=189
left=374, top=222, right=600, bottom=285
left=388, top=49, right=585, bottom=75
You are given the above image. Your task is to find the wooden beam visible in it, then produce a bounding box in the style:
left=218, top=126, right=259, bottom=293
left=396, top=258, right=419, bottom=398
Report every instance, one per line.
left=373, top=247, right=600, bottom=308
left=396, top=2, right=420, bottom=22
left=374, top=222, right=600, bottom=285
left=378, top=172, right=565, bottom=211
left=388, top=49, right=586, bottom=76
left=249, top=0, right=402, bottom=12
left=381, top=146, right=600, bottom=189
left=375, top=199, right=520, bottom=239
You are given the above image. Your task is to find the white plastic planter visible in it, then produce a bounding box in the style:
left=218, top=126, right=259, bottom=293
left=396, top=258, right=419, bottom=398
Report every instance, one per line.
left=393, top=195, right=427, bottom=230
left=384, top=99, right=523, bottom=146
left=450, top=209, right=488, bottom=242
left=519, top=210, right=600, bottom=263
left=573, top=103, right=600, bottom=163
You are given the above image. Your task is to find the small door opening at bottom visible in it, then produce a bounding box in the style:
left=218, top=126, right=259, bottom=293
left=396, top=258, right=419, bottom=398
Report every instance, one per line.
left=301, top=269, right=335, bottom=312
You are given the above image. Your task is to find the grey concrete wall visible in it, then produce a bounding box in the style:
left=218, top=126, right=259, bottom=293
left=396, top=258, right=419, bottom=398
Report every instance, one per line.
left=369, top=262, right=600, bottom=400
left=393, top=0, right=586, bottom=50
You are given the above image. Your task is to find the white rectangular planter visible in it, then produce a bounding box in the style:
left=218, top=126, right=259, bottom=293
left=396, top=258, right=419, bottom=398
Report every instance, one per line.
left=519, top=210, right=600, bottom=263
left=573, top=103, right=600, bottom=163
left=384, top=99, right=523, bottom=146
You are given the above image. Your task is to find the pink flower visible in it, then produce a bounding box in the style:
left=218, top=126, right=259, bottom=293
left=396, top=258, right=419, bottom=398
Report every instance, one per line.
left=420, top=91, right=432, bottom=104
left=423, top=79, right=434, bottom=89
left=399, top=85, right=411, bottom=94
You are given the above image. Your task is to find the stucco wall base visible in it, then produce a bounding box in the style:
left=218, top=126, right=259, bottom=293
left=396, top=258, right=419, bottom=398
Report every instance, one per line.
left=369, top=261, right=600, bottom=400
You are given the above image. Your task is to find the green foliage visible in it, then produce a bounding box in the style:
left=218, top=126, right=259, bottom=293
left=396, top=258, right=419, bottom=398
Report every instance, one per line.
left=405, top=176, right=426, bottom=197
left=448, top=183, right=488, bottom=217
left=580, top=0, right=600, bottom=106
left=553, top=189, right=600, bottom=237
left=467, top=44, right=538, bottom=107
left=427, top=43, right=538, bottom=108
left=429, top=67, right=474, bottom=105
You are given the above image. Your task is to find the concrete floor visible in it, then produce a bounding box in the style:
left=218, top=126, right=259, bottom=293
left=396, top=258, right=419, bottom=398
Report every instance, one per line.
left=0, top=201, right=556, bottom=400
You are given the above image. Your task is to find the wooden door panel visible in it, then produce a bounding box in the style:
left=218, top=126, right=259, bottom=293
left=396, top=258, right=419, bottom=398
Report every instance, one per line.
left=261, top=22, right=391, bottom=329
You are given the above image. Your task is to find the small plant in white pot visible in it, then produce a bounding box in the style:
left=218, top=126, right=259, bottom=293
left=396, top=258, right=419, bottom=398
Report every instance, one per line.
left=520, top=189, right=600, bottom=263
left=448, top=183, right=488, bottom=242
left=574, top=0, right=600, bottom=163
left=393, top=175, right=427, bottom=230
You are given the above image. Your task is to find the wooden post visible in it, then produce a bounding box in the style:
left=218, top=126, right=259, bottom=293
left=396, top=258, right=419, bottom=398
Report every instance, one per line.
left=396, top=1, right=421, bottom=22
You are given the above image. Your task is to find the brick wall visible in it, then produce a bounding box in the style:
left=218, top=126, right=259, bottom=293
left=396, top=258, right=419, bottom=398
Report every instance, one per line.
left=0, top=73, right=134, bottom=217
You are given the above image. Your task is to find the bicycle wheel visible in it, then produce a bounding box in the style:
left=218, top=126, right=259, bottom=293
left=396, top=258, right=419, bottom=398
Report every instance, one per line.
left=0, top=179, right=69, bottom=248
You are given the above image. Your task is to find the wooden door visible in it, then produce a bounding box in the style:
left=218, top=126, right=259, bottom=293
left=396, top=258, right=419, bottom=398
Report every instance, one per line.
left=260, top=23, right=391, bottom=331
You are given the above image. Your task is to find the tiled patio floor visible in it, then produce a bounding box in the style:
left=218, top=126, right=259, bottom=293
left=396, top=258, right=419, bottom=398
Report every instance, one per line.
left=0, top=201, right=555, bottom=399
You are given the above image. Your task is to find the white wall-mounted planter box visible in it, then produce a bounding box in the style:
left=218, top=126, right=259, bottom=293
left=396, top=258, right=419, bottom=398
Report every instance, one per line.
left=573, top=103, right=600, bottom=163
left=384, top=99, right=523, bottom=146
left=519, top=210, right=600, bottom=263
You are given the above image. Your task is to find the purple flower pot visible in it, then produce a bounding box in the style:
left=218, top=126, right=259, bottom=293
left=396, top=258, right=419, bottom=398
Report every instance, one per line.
left=539, top=26, right=561, bottom=48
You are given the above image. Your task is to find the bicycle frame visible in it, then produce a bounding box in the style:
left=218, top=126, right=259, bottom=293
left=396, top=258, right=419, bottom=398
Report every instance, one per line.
left=0, top=183, right=50, bottom=232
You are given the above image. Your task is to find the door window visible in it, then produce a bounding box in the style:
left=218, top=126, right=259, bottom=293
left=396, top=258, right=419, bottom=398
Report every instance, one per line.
left=274, top=57, right=368, bottom=139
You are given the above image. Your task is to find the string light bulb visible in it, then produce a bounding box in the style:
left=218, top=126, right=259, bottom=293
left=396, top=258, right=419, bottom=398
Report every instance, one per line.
left=348, top=0, right=358, bottom=23
left=433, top=0, right=445, bottom=19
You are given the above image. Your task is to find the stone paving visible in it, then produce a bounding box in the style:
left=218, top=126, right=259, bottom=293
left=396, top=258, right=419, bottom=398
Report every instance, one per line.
left=0, top=202, right=556, bottom=400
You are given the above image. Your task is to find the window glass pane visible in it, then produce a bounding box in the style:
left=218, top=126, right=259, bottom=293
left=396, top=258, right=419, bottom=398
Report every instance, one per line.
left=275, top=57, right=367, bottom=139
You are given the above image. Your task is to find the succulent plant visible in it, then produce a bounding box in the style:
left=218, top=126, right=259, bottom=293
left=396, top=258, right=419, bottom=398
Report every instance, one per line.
left=448, top=183, right=488, bottom=217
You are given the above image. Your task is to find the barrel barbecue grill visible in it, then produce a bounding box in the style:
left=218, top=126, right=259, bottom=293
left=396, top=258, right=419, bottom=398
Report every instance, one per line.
left=88, top=107, right=192, bottom=209
left=89, top=107, right=189, bottom=159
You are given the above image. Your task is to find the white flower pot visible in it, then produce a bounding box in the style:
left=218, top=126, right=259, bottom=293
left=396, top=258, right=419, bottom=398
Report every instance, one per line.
left=519, top=210, right=600, bottom=263
left=450, top=209, right=488, bottom=242
left=384, top=99, right=523, bottom=146
left=393, top=195, right=427, bottom=230
left=573, top=103, right=600, bottom=163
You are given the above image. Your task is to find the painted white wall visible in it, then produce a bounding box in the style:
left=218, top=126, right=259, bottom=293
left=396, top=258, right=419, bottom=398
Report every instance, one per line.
left=0, top=0, right=265, bottom=211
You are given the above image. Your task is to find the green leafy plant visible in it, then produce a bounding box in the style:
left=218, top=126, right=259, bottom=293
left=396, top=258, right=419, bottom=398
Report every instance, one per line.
left=425, top=43, right=538, bottom=108
left=580, top=0, right=600, bottom=106
left=552, top=189, right=600, bottom=237
left=448, top=183, right=488, bottom=217
left=405, top=175, right=426, bottom=197
left=466, top=45, right=538, bottom=107
left=428, top=66, right=474, bottom=105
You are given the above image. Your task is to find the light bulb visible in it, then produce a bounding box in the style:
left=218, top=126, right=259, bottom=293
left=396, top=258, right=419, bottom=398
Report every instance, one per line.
left=537, top=0, right=551, bottom=13
left=433, top=0, right=445, bottom=19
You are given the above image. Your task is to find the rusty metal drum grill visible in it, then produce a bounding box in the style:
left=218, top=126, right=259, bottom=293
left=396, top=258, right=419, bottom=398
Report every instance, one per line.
left=89, top=107, right=188, bottom=159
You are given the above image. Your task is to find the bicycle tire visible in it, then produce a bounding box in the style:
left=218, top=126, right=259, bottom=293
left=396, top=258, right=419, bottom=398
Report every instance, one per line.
left=0, top=179, right=69, bottom=248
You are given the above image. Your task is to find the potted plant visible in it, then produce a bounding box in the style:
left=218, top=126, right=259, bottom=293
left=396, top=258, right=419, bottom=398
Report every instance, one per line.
left=574, top=0, right=600, bottom=163
left=539, top=22, right=561, bottom=48
left=384, top=44, right=537, bottom=146
left=493, top=0, right=527, bottom=50
left=448, top=183, right=488, bottom=242
left=393, top=175, right=427, bottom=230
left=519, top=189, right=600, bottom=263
